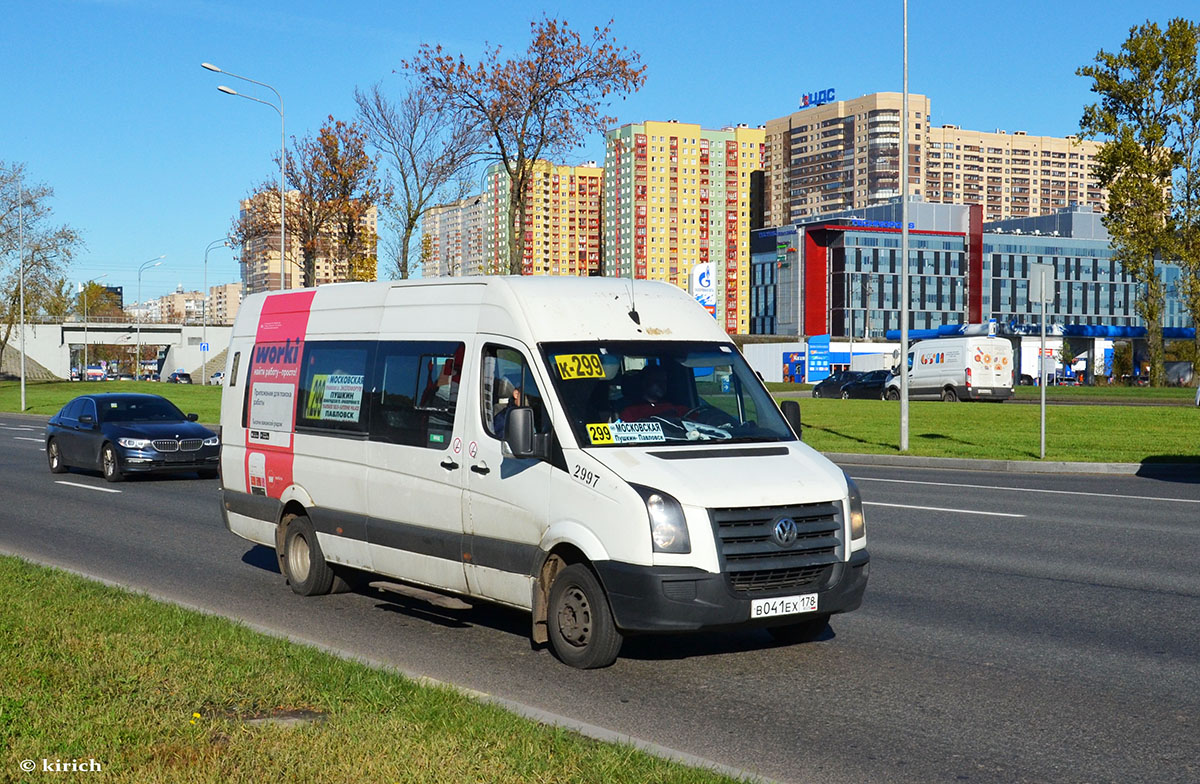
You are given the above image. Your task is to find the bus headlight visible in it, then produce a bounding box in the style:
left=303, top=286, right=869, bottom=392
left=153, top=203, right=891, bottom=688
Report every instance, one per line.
left=632, top=485, right=691, bottom=554
left=845, top=473, right=866, bottom=541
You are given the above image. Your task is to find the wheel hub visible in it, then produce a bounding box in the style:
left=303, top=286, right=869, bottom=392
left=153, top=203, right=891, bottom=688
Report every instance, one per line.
left=557, top=587, right=592, bottom=647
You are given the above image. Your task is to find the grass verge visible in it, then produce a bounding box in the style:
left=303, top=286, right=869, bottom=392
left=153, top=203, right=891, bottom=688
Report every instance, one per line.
left=0, top=381, right=223, bottom=422
left=793, top=398, right=1200, bottom=462
left=0, top=556, right=743, bottom=784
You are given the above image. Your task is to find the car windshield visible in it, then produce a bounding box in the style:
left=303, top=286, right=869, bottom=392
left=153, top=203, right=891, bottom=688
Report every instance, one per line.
left=540, top=341, right=795, bottom=447
left=98, top=397, right=187, bottom=423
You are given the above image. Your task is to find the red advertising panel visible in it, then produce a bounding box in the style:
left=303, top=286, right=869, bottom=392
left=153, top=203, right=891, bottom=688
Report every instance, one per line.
left=244, top=290, right=316, bottom=498
left=967, top=204, right=984, bottom=323
left=803, top=231, right=828, bottom=337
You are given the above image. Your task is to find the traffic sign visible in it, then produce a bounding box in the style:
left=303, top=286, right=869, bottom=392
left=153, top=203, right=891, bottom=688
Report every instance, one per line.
left=200, top=342, right=210, bottom=352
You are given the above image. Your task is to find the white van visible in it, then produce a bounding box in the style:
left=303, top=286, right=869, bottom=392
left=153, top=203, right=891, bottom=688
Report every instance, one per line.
left=218, top=277, right=868, bottom=668
left=884, top=336, right=1014, bottom=402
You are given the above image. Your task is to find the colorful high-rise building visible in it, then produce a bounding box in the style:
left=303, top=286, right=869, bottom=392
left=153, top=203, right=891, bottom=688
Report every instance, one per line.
left=604, top=120, right=765, bottom=333
left=482, top=160, right=604, bottom=276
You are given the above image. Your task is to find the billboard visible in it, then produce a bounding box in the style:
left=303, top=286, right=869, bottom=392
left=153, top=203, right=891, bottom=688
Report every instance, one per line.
left=690, top=262, right=716, bottom=317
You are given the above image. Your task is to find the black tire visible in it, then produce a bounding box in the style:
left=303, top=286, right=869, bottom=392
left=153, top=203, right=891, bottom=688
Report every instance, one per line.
left=812, top=388, right=821, bottom=399
left=47, top=438, right=67, bottom=473
left=840, top=390, right=850, bottom=400
left=885, top=388, right=900, bottom=401
left=767, top=614, right=831, bottom=645
left=282, top=514, right=336, bottom=596
left=101, top=443, right=124, bottom=483
left=547, top=563, right=623, bottom=669
left=941, top=387, right=959, bottom=402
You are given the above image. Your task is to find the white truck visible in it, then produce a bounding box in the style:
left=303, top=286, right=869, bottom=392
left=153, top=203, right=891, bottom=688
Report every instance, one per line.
left=884, top=336, right=1014, bottom=402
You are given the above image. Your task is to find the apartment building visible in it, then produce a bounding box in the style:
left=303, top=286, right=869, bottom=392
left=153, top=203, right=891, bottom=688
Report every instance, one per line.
left=207, top=282, right=242, bottom=325
left=924, top=126, right=1106, bottom=220
left=764, top=92, right=930, bottom=226
left=604, top=120, right=765, bottom=334
left=764, top=92, right=1107, bottom=226
left=238, top=190, right=379, bottom=295
left=423, top=195, right=485, bottom=277
left=480, top=160, right=604, bottom=277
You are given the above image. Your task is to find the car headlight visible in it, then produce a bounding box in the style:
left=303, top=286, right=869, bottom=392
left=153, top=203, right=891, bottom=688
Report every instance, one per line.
left=117, top=437, right=152, bottom=449
left=845, top=473, right=866, bottom=541
left=631, top=485, right=690, bottom=554
left=203, top=436, right=219, bottom=446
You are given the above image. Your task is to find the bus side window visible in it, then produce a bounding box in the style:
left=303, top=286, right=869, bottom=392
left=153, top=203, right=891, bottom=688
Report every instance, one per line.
left=229, top=352, right=240, bottom=388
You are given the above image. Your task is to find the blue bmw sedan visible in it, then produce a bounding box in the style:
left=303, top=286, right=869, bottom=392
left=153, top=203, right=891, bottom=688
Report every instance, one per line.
left=45, top=393, right=219, bottom=482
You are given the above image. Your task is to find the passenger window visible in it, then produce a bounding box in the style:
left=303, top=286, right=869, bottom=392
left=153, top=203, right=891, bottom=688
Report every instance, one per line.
left=61, top=399, right=84, bottom=422
left=481, top=345, right=548, bottom=440
left=296, top=341, right=372, bottom=433
left=229, top=352, right=240, bottom=388
left=370, top=341, right=465, bottom=449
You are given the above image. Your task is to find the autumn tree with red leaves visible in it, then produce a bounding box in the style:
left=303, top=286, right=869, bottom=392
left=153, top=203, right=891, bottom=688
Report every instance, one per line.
left=405, top=16, right=646, bottom=275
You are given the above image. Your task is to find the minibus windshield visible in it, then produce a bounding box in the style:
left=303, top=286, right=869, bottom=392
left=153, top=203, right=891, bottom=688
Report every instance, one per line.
left=541, top=341, right=796, bottom=447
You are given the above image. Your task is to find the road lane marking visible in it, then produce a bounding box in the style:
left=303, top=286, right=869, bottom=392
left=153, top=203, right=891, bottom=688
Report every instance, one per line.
left=54, top=481, right=121, bottom=494
left=14, top=437, right=43, bottom=442
left=855, top=476, right=1200, bottom=504
left=1, top=425, right=37, bottom=431
left=863, top=501, right=1025, bottom=518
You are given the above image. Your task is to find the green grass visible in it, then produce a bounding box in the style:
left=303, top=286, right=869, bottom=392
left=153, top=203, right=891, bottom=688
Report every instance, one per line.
left=0, top=381, right=224, bottom=423
left=792, top=397, right=1200, bottom=463
left=0, top=556, right=743, bottom=784
left=1010, top=384, right=1197, bottom=402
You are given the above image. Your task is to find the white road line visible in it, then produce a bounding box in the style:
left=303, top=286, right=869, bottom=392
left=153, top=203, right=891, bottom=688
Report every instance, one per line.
left=0, top=425, right=37, bottom=431
left=54, top=481, right=121, bottom=494
left=855, top=476, right=1200, bottom=504
left=863, top=501, right=1026, bottom=518
left=14, top=436, right=43, bottom=443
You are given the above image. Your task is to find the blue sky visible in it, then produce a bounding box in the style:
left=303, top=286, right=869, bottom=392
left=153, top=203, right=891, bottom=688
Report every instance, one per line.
left=4, top=0, right=1197, bottom=301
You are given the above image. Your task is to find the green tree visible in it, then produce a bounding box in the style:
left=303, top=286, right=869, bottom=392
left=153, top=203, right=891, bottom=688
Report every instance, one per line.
left=405, top=16, right=646, bottom=275
left=1, top=163, right=82, bottom=361
left=1078, top=20, right=1192, bottom=386
left=76, top=280, right=123, bottom=320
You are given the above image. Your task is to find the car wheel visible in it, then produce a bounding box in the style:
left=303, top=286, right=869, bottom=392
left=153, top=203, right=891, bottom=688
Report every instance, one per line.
left=101, top=444, right=124, bottom=483
left=767, top=614, right=831, bottom=645
left=812, top=388, right=821, bottom=399
left=941, top=387, right=959, bottom=402
left=885, top=388, right=900, bottom=401
left=282, top=514, right=337, bottom=596
left=547, top=563, right=623, bottom=669
left=841, top=390, right=850, bottom=400
left=47, top=438, right=68, bottom=474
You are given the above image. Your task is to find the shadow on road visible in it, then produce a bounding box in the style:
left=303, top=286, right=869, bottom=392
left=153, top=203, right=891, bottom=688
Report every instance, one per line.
left=240, top=544, right=280, bottom=574
left=1135, top=458, right=1200, bottom=484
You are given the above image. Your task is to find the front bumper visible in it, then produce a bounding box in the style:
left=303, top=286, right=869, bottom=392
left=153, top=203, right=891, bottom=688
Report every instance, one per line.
left=117, top=447, right=220, bottom=474
left=593, top=548, right=869, bottom=633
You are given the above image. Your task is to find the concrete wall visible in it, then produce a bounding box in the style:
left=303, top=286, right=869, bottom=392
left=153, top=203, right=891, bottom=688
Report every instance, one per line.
left=6, top=322, right=233, bottom=379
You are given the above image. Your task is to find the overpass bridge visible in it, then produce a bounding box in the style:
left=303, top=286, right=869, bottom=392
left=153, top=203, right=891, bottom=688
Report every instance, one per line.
left=6, top=322, right=233, bottom=380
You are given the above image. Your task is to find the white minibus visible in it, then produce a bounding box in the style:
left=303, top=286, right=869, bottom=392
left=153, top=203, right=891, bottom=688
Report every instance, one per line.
left=218, top=277, right=868, bottom=668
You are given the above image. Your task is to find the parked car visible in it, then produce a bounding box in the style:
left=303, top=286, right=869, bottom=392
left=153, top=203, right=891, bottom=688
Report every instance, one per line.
left=839, top=369, right=892, bottom=399
left=209, top=371, right=226, bottom=384
left=45, top=393, right=219, bottom=482
left=1018, top=374, right=1034, bottom=386
left=811, top=370, right=863, bottom=399
left=167, top=372, right=193, bottom=384
left=116, top=374, right=135, bottom=382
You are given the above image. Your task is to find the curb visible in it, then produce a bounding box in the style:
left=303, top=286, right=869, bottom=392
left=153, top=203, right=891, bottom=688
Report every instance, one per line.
left=824, top=451, right=1198, bottom=477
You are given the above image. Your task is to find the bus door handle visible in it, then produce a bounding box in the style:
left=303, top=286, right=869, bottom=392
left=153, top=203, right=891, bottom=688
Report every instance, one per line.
left=439, top=458, right=459, bottom=471
left=470, top=462, right=490, bottom=475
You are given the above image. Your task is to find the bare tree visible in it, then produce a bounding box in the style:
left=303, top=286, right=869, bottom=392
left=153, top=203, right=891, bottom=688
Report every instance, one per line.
left=405, top=16, right=646, bottom=275
left=1, top=163, right=82, bottom=360
left=355, top=79, right=479, bottom=279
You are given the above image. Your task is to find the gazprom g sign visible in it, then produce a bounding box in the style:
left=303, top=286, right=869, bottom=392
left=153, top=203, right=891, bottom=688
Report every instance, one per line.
left=690, top=262, right=716, bottom=317
left=800, top=88, right=836, bottom=108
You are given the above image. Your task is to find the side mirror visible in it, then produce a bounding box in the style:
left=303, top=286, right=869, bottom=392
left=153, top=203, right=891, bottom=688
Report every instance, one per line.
left=780, top=399, right=802, bottom=440
left=78, top=414, right=95, bottom=427
left=187, top=413, right=199, bottom=422
left=504, top=407, right=549, bottom=460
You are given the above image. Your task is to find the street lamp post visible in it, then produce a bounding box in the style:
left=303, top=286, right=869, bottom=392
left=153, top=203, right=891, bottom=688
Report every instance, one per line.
left=17, top=175, right=25, bottom=411
left=203, top=237, right=231, bottom=385
left=202, top=63, right=286, bottom=292
left=899, top=0, right=911, bottom=451
left=135, top=256, right=166, bottom=380
left=81, top=273, right=109, bottom=378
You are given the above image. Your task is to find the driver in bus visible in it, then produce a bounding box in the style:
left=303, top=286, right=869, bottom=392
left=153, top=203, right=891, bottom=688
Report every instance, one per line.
left=620, top=364, right=688, bottom=421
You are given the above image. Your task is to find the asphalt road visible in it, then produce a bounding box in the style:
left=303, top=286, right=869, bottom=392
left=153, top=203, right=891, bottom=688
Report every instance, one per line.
left=2, top=414, right=1198, bottom=784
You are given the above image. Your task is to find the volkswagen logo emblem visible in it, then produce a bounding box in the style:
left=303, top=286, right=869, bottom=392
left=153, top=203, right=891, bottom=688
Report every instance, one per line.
left=772, top=517, right=799, bottom=547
